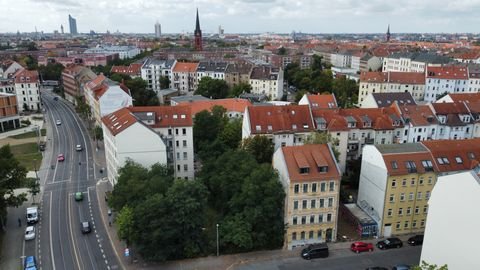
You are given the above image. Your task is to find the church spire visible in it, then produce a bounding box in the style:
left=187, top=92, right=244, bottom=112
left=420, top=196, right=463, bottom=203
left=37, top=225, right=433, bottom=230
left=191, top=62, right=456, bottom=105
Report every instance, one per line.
left=194, top=8, right=203, bottom=51
left=386, top=24, right=391, bottom=42
left=195, top=8, right=201, bottom=33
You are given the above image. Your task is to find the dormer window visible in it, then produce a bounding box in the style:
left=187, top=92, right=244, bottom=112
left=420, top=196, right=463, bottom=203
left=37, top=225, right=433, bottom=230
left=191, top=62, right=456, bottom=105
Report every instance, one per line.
left=363, top=121, right=371, bottom=128
left=256, top=125, right=261, bottom=131
left=299, top=167, right=309, bottom=174
left=267, top=125, right=273, bottom=131
left=292, top=124, right=297, bottom=130
left=455, top=157, right=463, bottom=164
left=318, top=166, right=328, bottom=173
left=438, top=115, right=446, bottom=124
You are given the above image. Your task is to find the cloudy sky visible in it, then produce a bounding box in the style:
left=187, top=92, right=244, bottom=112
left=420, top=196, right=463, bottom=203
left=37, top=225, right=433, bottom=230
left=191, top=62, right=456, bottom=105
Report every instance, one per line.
left=1, top=0, right=479, bottom=34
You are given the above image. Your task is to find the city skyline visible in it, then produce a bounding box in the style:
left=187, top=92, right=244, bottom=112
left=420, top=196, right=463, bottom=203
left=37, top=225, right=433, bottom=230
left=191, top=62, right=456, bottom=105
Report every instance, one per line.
left=0, top=0, right=480, bottom=34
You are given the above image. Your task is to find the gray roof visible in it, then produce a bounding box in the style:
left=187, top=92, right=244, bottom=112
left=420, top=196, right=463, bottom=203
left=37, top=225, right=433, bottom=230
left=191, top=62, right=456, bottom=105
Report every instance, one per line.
left=388, top=52, right=452, bottom=64
left=132, top=111, right=156, bottom=121
left=157, top=88, right=177, bottom=95
left=345, top=116, right=356, bottom=123
left=375, top=143, right=428, bottom=154
left=197, top=61, right=228, bottom=72
left=143, top=58, right=175, bottom=68
left=170, top=95, right=210, bottom=103
left=372, top=92, right=416, bottom=108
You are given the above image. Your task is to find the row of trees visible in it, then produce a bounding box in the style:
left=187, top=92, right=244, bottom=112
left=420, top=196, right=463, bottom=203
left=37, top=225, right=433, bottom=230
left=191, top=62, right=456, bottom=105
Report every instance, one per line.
left=109, top=106, right=285, bottom=261
left=194, top=77, right=252, bottom=99
left=285, top=55, right=358, bottom=108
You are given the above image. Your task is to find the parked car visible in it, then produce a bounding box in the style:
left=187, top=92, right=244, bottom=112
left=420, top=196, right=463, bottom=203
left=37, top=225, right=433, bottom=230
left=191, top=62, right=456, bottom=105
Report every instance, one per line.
left=365, top=267, right=388, bottom=270
left=25, top=226, right=36, bottom=241
left=38, top=142, right=45, bottom=151
left=376, top=237, right=403, bottom=249
left=407, top=235, right=424, bottom=246
left=75, top=192, right=83, bottom=201
left=301, top=243, right=329, bottom=260
left=53, top=96, right=59, bottom=101
left=76, top=144, right=82, bottom=151
left=350, top=241, right=374, bottom=253
left=57, top=154, right=65, bottom=162
left=56, top=120, right=61, bottom=125
left=81, top=221, right=91, bottom=234
left=392, top=264, right=411, bottom=270
left=24, top=255, right=37, bottom=270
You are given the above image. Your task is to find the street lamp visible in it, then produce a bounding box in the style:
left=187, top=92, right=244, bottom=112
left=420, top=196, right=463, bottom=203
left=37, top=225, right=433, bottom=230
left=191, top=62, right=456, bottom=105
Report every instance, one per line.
left=216, top=223, right=219, bottom=257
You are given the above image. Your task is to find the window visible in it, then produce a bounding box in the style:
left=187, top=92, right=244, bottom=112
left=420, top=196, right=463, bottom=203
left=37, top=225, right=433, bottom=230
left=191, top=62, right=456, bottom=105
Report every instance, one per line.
left=310, top=215, right=315, bottom=224
left=328, top=198, right=333, bottom=207
left=387, top=209, right=392, bottom=217
left=302, top=200, right=307, bottom=209
left=405, top=161, right=417, bottom=173
left=468, top=152, right=475, bottom=159
left=184, top=164, right=188, bottom=171
left=398, top=208, right=403, bottom=216
left=294, top=184, right=299, bottom=194
left=412, top=220, right=417, bottom=228
left=327, top=213, right=332, bottom=222
left=396, top=222, right=401, bottom=230
left=411, top=179, right=415, bottom=186
left=321, top=183, right=326, bottom=192
left=182, top=128, right=186, bottom=135
left=312, top=183, right=317, bottom=192
left=319, top=199, right=325, bottom=208
left=428, top=177, right=433, bottom=185
left=318, top=214, right=324, bottom=223
left=419, top=177, right=424, bottom=185
left=402, top=179, right=407, bottom=187
left=407, top=207, right=412, bottom=215
left=404, top=221, right=409, bottom=229
left=183, top=152, right=187, bottom=160
left=421, top=220, right=425, bottom=227
left=293, top=201, right=298, bottom=210
left=423, top=205, right=428, bottom=214
left=426, top=191, right=431, bottom=200
left=421, top=160, right=433, bottom=171
left=175, top=128, right=179, bottom=135
left=317, top=230, right=323, bottom=239
left=301, top=216, right=306, bottom=225
left=301, top=231, right=305, bottom=239
left=310, top=200, right=316, bottom=208
left=329, top=181, right=335, bottom=191
left=303, top=184, right=308, bottom=193
left=177, top=165, right=180, bottom=171
left=417, top=192, right=422, bottom=200
left=391, top=179, right=397, bottom=187
left=400, top=193, right=405, bottom=201
left=293, top=217, right=297, bottom=225
left=309, top=231, right=314, bottom=239
left=292, top=232, right=297, bottom=240
left=410, top=193, right=416, bottom=201
left=415, top=206, right=420, bottom=214
left=455, top=156, right=463, bottom=164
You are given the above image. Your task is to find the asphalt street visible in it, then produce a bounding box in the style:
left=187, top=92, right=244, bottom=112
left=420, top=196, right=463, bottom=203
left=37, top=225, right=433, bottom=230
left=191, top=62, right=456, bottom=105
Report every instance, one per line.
left=21, top=90, right=120, bottom=270
left=236, top=245, right=422, bottom=270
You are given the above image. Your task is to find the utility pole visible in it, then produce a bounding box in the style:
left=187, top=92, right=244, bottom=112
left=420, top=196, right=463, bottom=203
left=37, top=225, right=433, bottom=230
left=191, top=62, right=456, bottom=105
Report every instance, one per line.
left=216, top=223, right=219, bottom=257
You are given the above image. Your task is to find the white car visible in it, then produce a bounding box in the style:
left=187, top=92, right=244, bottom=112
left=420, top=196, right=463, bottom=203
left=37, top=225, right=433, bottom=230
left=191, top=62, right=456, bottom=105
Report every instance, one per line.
left=25, top=226, right=35, bottom=241
left=56, top=120, right=61, bottom=125
left=76, top=144, right=82, bottom=151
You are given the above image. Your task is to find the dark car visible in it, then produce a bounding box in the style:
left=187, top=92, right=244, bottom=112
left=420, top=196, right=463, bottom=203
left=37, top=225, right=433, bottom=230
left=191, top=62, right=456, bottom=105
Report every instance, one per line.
left=392, top=265, right=411, bottom=270
left=301, top=243, right=329, bottom=259
left=407, top=235, right=424, bottom=246
left=365, top=267, right=388, bottom=270
left=376, top=237, right=403, bottom=249
left=81, top=221, right=91, bottom=234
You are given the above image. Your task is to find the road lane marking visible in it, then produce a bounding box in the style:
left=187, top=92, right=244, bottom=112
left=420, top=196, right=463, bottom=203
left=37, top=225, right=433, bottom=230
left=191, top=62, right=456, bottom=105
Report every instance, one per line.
left=67, top=191, right=82, bottom=270
left=48, top=191, right=56, bottom=270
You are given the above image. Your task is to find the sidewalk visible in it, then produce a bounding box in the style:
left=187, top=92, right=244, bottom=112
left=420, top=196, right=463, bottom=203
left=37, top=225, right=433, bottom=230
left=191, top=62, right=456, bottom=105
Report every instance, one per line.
left=0, top=114, right=45, bottom=140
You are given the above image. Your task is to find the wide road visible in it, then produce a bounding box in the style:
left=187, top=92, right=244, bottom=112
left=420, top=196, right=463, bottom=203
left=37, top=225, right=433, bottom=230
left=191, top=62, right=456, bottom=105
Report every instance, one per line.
left=23, top=90, right=120, bottom=270
left=236, top=245, right=422, bottom=270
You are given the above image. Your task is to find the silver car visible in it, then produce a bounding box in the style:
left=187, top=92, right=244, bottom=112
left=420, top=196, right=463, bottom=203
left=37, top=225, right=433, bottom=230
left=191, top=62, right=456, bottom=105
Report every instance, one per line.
left=25, top=226, right=35, bottom=241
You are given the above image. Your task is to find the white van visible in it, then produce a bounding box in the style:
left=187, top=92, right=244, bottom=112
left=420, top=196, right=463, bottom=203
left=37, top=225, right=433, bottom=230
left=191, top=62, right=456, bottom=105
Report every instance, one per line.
left=76, top=145, right=82, bottom=151
left=26, top=207, right=39, bottom=224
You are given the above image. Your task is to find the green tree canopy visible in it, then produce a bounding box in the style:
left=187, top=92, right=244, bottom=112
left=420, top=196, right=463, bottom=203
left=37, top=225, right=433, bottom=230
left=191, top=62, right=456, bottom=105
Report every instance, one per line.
left=194, top=77, right=230, bottom=99
left=160, top=75, right=170, bottom=89
left=125, top=77, right=159, bottom=106
left=241, top=135, right=274, bottom=164
left=332, top=76, right=358, bottom=108
left=230, top=83, right=252, bottom=97
left=219, top=118, right=243, bottom=149
left=0, top=145, right=28, bottom=228
left=38, top=63, right=64, bottom=81
left=193, top=106, right=228, bottom=153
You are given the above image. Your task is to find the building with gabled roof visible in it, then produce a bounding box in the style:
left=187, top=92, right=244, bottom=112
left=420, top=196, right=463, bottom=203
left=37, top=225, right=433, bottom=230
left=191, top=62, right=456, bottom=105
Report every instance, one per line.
left=242, top=105, right=315, bottom=151
left=395, top=104, right=439, bottom=143
left=179, top=98, right=251, bottom=119
left=171, top=62, right=199, bottom=94
left=225, top=62, right=253, bottom=89
left=141, top=58, right=176, bottom=92
left=361, top=92, right=416, bottom=109
left=382, top=52, right=452, bottom=73
left=249, top=66, right=284, bottom=100
left=62, top=65, right=97, bottom=104
left=424, top=65, right=470, bottom=102
left=12, top=68, right=40, bottom=112
left=429, top=102, right=473, bottom=140
left=298, top=94, right=338, bottom=110
left=102, top=108, right=167, bottom=186
left=110, top=63, right=142, bottom=78
left=126, top=105, right=194, bottom=179
left=195, top=61, right=228, bottom=89
left=273, top=144, right=341, bottom=249
left=436, top=92, right=480, bottom=103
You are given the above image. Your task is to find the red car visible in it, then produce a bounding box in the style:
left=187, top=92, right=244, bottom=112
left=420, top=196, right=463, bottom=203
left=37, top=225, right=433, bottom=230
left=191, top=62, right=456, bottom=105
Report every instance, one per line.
left=57, top=154, right=65, bottom=162
left=350, top=241, right=374, bottom=253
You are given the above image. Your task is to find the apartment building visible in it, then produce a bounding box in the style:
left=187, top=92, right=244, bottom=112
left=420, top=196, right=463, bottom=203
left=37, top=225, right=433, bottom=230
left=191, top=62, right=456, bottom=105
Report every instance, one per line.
left=141, top=58, right=176, bottom=91
left=195, top=61, right=228, bottom=89
left=424, top=66, right=469, bottom=102
left=110, top=63, right=142, bottom=78
left=0, top=93, right=20, bottom=132
left=382, top=52, right=451, bottom=73
left=358, top=71, right=426, bottom=104
left=361, top=92, right=416, bottom=109
left=273, top=144, right=341, bottom=249
left=298, top=94, right=338, bottom=110
left=61, top=65, right=97, bottom=104
left=429, top=102, right=474, bottom=140
left=249, top=66, right=284, bottom=100
left=171, top=62, right=199, bottom=95
left=84, top=45, right=140, bottom=59
left=12, top=68, right=41, bottom=112
left=395, top=104, right=439, bottom=143
left=102, top=108, right=168, bottom=186
left=224, top=62, right=252, bottom=89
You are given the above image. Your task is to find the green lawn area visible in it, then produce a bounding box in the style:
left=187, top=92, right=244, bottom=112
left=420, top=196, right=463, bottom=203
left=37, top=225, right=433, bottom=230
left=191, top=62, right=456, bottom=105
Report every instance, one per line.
left=9, top=129, right=46, bottom=139
left=9, top=143, right=43, bottom=171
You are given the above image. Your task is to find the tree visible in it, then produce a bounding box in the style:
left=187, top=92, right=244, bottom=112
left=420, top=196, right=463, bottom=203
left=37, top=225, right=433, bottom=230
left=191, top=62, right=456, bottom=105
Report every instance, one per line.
left=0, top=145, right=28, bottom=229
left=110, top=73, right=131, bottom=83
left=230, top=83, right=252, bottom=97
left=332, top=76, right=358, bottom=108
left=125, top=77, right=159, bottom=106
left=94, top=126, right=103, bottom=141
left=116, top=205, right=134, bottom=245
left=219, top=118, right=242, bottom=149
left=241, top=136, right=274, bottom=164
left=311, top=54, right=324, bottom=71
left=27, top=178, right=40, bottom=203
left=278, top=47, right=287, bottom=55
left=193, top=106, right=228, bottom=153
left=411, top=261, right=448, bottom=270
left=304, top=132, right=340, bottom=161
left=38, top=63, right=65, bottom=81
left=160, top=76, right=170, bottom=89
left=195, top=77, right=229, bottom=99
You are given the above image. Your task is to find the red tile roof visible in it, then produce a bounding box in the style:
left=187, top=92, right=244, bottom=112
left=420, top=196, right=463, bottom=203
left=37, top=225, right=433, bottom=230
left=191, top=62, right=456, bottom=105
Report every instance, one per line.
left=281, top=144, right=340, bottom=182
left=86, top=74, right=106, bottom=90
left=127, top=106, right=193, bottom=127
left=182, top=98, right=252, bottom=116
left=397, top=105, right=437, bottom=126
left=422, top=139, right=480, bottom=173
left=247, top=105, right=315, bottom=134
left=445, top=93, right=480, bottom=103
left=431, top=102, right=469, bottom=115
left=306, top=94, right=338, bottom=109
left=110, top=63, right=142, bottom=76
left=426, top=66, right=468, bottom=80
left=382, top=151, right=435, bottom=176
left=12, top=69, right=39, bottom=84
left=360, top=71, right=425, bottom=84
left=173, top=62, right=199, bottom=73
left=102, top=107, right=138, bottom=136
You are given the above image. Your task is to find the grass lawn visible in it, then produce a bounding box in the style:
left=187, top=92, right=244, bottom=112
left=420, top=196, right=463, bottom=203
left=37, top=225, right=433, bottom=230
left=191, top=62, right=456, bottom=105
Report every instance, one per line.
left=9, top=129, right=46, bottom=139
left=9, top=143, right=43, bottom=171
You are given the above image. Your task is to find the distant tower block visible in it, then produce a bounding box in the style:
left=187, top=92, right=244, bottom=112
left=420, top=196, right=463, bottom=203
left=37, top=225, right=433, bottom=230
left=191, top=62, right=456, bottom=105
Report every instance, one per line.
left=386, top=24, right=391, bottom=42
left=155, top=21, right=161, bottom=38
left=60, top=25, right=64, bottom=34
left=194, top=8, right=203, bottom=51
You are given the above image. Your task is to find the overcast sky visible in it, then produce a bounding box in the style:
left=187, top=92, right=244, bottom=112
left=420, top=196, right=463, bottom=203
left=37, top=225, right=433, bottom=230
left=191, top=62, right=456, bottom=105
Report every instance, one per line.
left=1, top=0, right=479, bottom=34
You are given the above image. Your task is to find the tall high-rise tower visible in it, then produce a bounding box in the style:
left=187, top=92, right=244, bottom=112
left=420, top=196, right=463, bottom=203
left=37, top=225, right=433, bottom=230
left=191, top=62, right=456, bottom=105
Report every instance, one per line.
left=60, top=24, right=64, bottom=34
left=69, top=15, right=78, bottom=35
left=194, top=8, right=203, bottom=51
left=155, top=21, right=161, bottom=38
left=386, top=24, right=391, bottom=42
